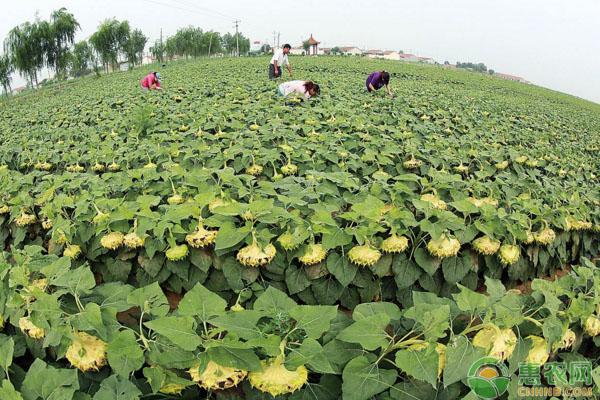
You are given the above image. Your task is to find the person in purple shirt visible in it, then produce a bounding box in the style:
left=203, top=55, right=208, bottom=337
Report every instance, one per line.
left=366, top=70, right=393, bottom=97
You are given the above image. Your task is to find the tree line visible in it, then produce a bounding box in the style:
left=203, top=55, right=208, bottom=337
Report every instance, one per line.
left=0, top=8, right=251, bottom=95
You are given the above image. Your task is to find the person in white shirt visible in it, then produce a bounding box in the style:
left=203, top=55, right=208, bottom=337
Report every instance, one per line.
left=277, top=80, right=320, bottom=99
left=269, top=44, right=292, bottom=79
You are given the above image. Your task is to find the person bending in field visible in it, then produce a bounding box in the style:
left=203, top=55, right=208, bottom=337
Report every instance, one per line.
left=269, top=44, right=292, bottom=79
left=277, top=80, right=320, bottom=99
left=366, top=70, right=392, bottom=96
left=141, top=72, right=162, bottom=91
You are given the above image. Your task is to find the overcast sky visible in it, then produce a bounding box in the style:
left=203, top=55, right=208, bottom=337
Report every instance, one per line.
left=2, top=0, right=599, bottom=104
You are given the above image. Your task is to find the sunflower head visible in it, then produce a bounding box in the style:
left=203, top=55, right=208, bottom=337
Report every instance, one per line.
left=166, top=244, right=189, bottom=261
left=246, top=164, right=263, bottom=176
left=18, top=317, right=45, bottom=339
left=185, top=226, right=217, bottom=248
left=277, top=232, right=302, bottom=251
left=41, top=219, right=53, bottom=230
left=468, top=197, right=499, bottom=208
left=241, top=210, right=254, bottom=221
left=403, top=157, right=422, bottom=170
left=15, top=212, right=37, bottom=227
left=515, top=155, right=528, bottom=164
left=65, top=332, right=108, bottom=372
left=495, top=160, right=509, bottom=170
left=533, top=228, right=556, bottom=245
left=453, top=164, right=469, bottom=174
left=237, top=242, right=276, bottom=267
left=554, top=329, right=576, bottom=351
left=348, top=245, right=381, bottom=267
left=473, top=326, right=517, bottom=361
left=498, top=244, right=520, bottom=265
left=208, top=197, right=232, bottom=213
left=281, top=163, right=298, bottom=175
left=420, top=193, right=447, bottom=210
left=472, top=236, right=501, bottom=256
left=523, top=230, right=535, bottom=244
left=93, top=212, right=110, bottom=225
left=248, top=357, right=308, bottom=397
left=525, top=336, right=549, bottom=366
left=91, top=163, right=106, bottom=173
left=565, top=216, right=592, bottom=231
left=298, top=243, right=327, bottom=266
left=427, top=234, right=461, bottom=258
left=381, top=234, right=409, bottom=253
left=100, top=232, right=124, bottom=250
left=189, top=361, right=247, bottom=390
left=123, top=233, right=145, bottom=249
left=167, top=194, right=184, bottom=205
left=63, top=244, right=82, bottom=259
left=583, top=316, right=600, bottom=337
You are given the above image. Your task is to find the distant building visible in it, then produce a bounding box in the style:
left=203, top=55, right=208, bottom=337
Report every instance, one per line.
left=320, top=47, right=331, bottom=55
left=398, top=53, right=420, bottom=62
left=142, top=55, right=156, bottom=65
left=339, top=46, right=362, bottom=55
left=494, top=72, right=529, bottom=83
left=289, top=47, right=305, bottom=55
left=250, top=40, right=263, bottom=52
left=366, top=49, right=384, bottom=58
left=417, top=56, right=435, bottom=64
left=383, top=51, right=401, bottom=60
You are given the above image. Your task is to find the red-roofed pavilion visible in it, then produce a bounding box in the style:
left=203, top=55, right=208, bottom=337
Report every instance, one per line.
left=306, top=34, right=320, bottom=55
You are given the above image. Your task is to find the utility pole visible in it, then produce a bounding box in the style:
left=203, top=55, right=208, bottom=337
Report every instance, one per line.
left=234, top=19, right=241, bottom=56
left=273, top=31, right=277, bottom=50
left=208, top=31, right=213, bottom=58
left=160, top=28, right=163, bottom=63
left=277, top=32, right=280, bottom=49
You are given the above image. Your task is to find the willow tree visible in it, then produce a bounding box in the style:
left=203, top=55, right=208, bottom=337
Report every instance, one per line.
left=49, top=8, right=80, bottom=78
left=0, top=54, right=13, bottom=95
left=4, top=22, right=45, bottom=87
left=150, top=39, right=165, bottom=63
left=90, top=19, right=130, bottom=72
left=123, top=29, right=147, bottom=68
left=70, top=41, right=94, bottom=77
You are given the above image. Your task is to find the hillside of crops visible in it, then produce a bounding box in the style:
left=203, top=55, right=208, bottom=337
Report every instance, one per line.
left=0, top=56, right=599, bottom=399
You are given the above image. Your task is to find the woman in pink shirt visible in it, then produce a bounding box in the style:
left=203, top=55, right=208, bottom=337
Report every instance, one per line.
left=277, top=80, right=320, bottom=99
left=140, top=72, right=162, bottom=91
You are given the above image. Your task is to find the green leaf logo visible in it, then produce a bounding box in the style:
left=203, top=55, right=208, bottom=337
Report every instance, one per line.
left=466, top=357, right=510, bottom=399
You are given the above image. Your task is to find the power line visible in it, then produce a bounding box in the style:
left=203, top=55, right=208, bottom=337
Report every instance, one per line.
left=168, top=0, right=237, bottom=21
left=139, top=0, right=235, bottom=22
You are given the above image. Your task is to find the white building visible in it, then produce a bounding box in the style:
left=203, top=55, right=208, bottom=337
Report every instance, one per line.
left=340, top=46, right=362, bottom=56
left=366, top=49, right=384, bottom=59
left=398, top=53, right=420, bottom=62
left=383, top=51, right=401, bottom=60
left=289, top=47, right=305, bottom=55
left=250, top=40, right=263, bottom=52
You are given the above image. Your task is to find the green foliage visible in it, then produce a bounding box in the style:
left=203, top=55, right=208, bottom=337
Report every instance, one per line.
left=0, top=55, right=599, bottom=399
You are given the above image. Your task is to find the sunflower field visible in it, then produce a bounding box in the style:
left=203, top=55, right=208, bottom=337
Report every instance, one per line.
left=0, top=56, right=599, bottom=399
